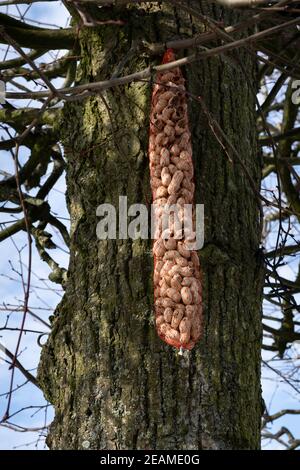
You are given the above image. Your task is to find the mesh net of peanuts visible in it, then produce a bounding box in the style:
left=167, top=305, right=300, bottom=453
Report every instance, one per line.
left=149, top=49, right=204, bottom=351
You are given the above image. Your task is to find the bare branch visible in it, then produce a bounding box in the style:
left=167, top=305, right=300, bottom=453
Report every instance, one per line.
left=0, top=342, right=40, bottom=388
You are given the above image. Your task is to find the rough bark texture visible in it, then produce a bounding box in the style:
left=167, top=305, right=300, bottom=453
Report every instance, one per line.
left=38, top=2, right=263, bottom=450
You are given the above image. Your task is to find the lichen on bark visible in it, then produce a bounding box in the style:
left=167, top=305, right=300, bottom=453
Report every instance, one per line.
left=38, top=2, right=263, bottom=450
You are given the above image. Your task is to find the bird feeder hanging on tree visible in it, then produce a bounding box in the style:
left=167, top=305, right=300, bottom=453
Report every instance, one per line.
left=148, top=49, right=204, bottom=351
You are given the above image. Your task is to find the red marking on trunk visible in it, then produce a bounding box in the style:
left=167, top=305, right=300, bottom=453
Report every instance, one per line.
left=162, top=48, right=175, bottom=64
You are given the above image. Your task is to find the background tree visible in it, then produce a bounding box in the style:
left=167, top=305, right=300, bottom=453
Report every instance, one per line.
left=0, top=0, right=299, bottom=450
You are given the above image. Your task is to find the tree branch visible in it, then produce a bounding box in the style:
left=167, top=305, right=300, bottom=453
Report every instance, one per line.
left=0, top=14, right=75, bottom=50
left=0, top=49, right=45, bottom=71
left=0, top=342, right=40, bottom=388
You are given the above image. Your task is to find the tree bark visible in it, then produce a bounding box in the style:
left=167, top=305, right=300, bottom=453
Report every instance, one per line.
left=38, top=1, right=263, bottom=450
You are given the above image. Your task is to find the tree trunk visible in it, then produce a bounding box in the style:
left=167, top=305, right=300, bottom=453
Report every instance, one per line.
left=38, top=2, right=263, bottom=450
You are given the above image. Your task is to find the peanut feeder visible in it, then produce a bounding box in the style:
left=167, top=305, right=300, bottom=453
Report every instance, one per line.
left=149, top=49, right=203, bottom=350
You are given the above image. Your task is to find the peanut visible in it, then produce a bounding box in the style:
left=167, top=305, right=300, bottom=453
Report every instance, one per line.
left=159, top=322, right=169, bottom=335
left=153, top=225, right=162, bottom=240
left=161, top=167, right=171, bottom=187
left=154, top=271, right=160, bottom=286
left=168, top=164, right=177, bottom=175
left=171, top=309, right=184, bottom=329
left=175, top=118, right=186, bottom=135
left=196, top=303, right=203, bottom=317
left=171, top=156, right=180, bottom=167
left=170, top=143, right=180, bottom=156
left=168, top=170, right=184, bottom=195
left=166, top=288, right=181, bottom=303
left=155, top=132, right=168, bottom=146
left=153, top=239, right=166, bottom=257
left=169, top=264, right=181, bottom=277
left=179, top=150, right=190, bottom=160
left=155, top=260, right=164, bottom=274
left=154, top=286, right=160, bottom=297
left=177, top=197, right=186, bottom=207
left=149, top=150, right=160, bottom=165
left=194, top=270, right=202, bottom=280
left=180, top=332, right=191, bottom=344
left=156, top=306, right=164, bottom=316
left=151, top=177, right=162, bottom=189
left=169, top=94, right=182, bottom=108
left=161, top=297, right=176, bottom=308
left=163, top=250, right=180, bottom=261
left=179, top=131, right=190, bottom=148
left=185, top=230, right=196, bottom=242
left=160, top=91, right=174, bottom=102
left=161, top=228, right=173, bottom=240
left=154, top=99, right=168, bottom=113
left=181, top=286, right=193, bottom=305
left=167, top=194, right=178, bottom=206
left=149, top=134, right=156, bottom=151
left=177, top=241, right=191, bottom=259
left=191, top=251, right=200, bottom=268
left=162, top=107, right=174, bottom=122
left=160, top=260, right=175, bottom=277
left=160, top=72, right=177, bottom=83
left=182, top=277, right=195, bottom=287
left=186, top=305, right=197, bottom=319
left=163, top=237, right=177, bottom=250
left=192, top=278, right=202, bottom=295
left=180, top=188, right=193, bottom=203
left=156, top=185, right=168, bottom=199
left=160, top=280, right=169, bottom=297
left=154, top=197, right=167, bottom=207
left=164, top=124, right=175, bottom=138
left=156, top=315, right=165, bottom=327
left=179, top=317, right=191, bottom=334
left=160, top=148, right=170, bottom=167
left=176, top=256, right=188, bottom=267
left=184, top=170, right=194, bottom=182
left=165, top=327, right=180, bottom=342
left=152, top=117, right=164, bottom=132
left=170, top=273, right=182, bottom=291
left=176, top=160, right=191, bottom=172
left=163, top=307, right=173, bottom=323
left=152, top=165, right=162, bottom=178
left=190, top=283, right=202, bottom=305
left=182, top=178, right=194, bottom=191
left=173, top=228, right=184, bottom=240
left=179, top=266, right=194, bottom=277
